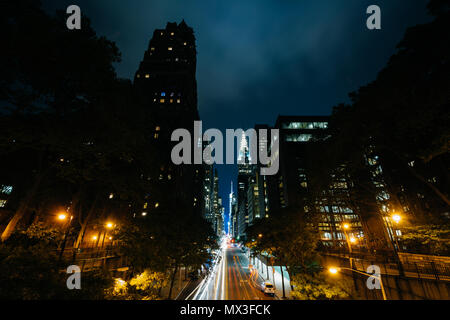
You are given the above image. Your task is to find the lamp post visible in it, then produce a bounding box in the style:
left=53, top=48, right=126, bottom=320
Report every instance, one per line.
left=58, top=213, right=73, bottom=263
left=329, top=267, right=387, bottom=300
left=342, top=223, right=354, bottom=268
left=102, top=222, right=114, bottom=248
left=384, top=213, right=405, bottom=276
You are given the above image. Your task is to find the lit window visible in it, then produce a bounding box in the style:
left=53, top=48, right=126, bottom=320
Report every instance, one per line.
left=1, top=185, right=13, bottom=195
left=177, top=99, right=181, bottom=103
left=160, top=99, right=165, bottom=103
left=155, top=126, right=161, bottom=131
left=170, top=99, right=174, bottom=103
left=136, top=74, right=140, bottom=78
left=168, top=47, right=173, bottom=51
left=109, top=193, right=114, bottom=199
left=154, top=133, right=159, bottom=139
left=0, top=200, right=7, bottom=208
left=143, top=202, right=148, bottom=209
left=151, top=47, right=155, bottom=51
left=285, top=134, right=312, bottom=142
left=155, top=202, right=159, bottom=208
left=145, top=74, right=150, bottom=78
left=161, top=92, right=166, bottom=97
left=183, top=42, right=187, bottom=46
left=160, top=32, right=164, bottom=36
left=170, top=32, right=174, bottom=36
left=142, top=212, right=147, bottom=216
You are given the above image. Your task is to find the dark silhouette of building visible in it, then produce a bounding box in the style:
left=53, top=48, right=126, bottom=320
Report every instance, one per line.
left=133, top=21, right=203, bottom=217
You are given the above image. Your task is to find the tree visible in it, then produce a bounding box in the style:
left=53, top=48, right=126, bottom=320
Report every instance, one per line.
left=0, top=0, right=122, bottom=241
left=401, top=224, right=450, bottom=255
left=290, top=272, right=353, bottom=300
left=0, top=223, right=113, bottom=299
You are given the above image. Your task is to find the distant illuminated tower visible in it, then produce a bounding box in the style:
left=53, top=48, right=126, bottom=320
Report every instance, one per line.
left=237, top=132, right=251, bottom=164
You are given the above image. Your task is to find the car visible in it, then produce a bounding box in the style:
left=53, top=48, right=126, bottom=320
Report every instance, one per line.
left=261, top=282, right=275, bottom=296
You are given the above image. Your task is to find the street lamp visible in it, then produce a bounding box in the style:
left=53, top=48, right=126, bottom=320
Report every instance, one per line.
left=328, top=267, right=387, bottom=300
left=392, top=214, right=401, bottom=224
left=342, top=223, right=355, bottom=269
left=57, top=212, right=73, bottom=263
left=102, top=221, right=115, bottom=248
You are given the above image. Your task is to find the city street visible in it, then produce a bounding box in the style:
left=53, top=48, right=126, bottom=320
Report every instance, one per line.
left=189, top=243, right=277, bottom=300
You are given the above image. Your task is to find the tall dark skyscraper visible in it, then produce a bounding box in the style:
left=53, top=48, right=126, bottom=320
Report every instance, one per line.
left=134, top=20, right=199, bottom=121
left=133, top=21, right=202, bottom=216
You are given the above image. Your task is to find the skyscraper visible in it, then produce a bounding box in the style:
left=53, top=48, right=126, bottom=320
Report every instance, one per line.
left=133, top=21, right=202, bottom=217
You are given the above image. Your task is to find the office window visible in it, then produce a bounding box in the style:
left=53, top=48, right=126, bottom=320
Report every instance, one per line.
left=1, top=185, right=13, bottom=195
left=285, top=134, right=312, bottom=142
left=282, top=122, right=328, bottom=129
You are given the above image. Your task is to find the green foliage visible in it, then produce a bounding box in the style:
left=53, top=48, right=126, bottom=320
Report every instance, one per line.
left=117, top=210, right=218, bottom=274
left=401, top=224, right=450, bottom=255
left=246, top=207, right=320, bottom=269
left=290, top=272, right=352, bottom=300
left=106, top=270, right=168, bottom=300
left=5, top=222, right=62, bottom=249
left=0, top=224, right=113, bottom=300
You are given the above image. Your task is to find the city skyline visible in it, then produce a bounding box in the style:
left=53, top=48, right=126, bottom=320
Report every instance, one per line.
left=1, top=0, right=448, bottom=305
left=42, top=0, right=432, bottom=224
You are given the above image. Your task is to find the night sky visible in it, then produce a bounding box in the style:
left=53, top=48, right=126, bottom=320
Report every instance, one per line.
left=43, top=0, right=431, bottom=229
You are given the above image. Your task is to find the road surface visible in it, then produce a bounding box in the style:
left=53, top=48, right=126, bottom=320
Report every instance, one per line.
left=189, top=245, right=277, bottom=300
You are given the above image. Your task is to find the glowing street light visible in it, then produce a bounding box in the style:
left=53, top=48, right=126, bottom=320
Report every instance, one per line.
left=343, top=223, right=350, bottom=230
left=258, top=234, right=263, bottom=238
left=328, top=267, right=387, bottom=300
left=106, top=222, right=114, bottom=229
left=392, top=214, right=402, bottom=224
left=349, top=236, right=357, bottom=244
left=329, top=267, right=338, bottom=274
left=58, top=213, right=67, bottom=221
left=92, top=235, right=97, bottom=240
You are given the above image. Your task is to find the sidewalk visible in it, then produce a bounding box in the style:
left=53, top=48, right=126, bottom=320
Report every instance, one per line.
left=253, top=256, right=291, bottom=299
